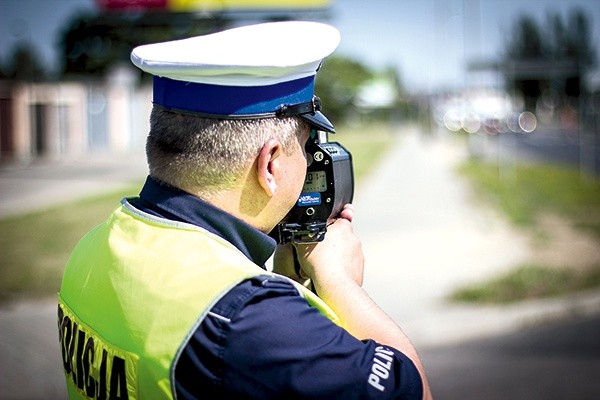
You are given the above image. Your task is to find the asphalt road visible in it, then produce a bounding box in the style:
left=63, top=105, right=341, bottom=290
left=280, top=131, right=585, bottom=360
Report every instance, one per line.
left=422, top=313, right=600, bottom=400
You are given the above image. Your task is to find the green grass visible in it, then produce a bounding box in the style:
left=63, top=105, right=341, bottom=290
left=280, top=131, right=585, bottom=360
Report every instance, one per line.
left=335, top=122, right=397, bottom=181
left=0, top=186, right=140, bottom=302
left=453, top=158, right=600, bottom=303
left=450, top=264, right=600, bottom=304
left=0, top=124, right=396, bottom=302
left=458, top=160, right=600, bottom=237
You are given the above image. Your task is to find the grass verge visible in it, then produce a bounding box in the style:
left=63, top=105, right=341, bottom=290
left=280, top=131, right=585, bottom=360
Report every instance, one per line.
left=458, top=159, right=600, bottom=237
left=336, top=122, right=397, bottom=181
left=0, top=185, right=140, bottom=302
left=0, top=123, right=396, bottom=302
left=450, top=264, right=600, bottom=304
left=453, top=158, right=600, bottom=303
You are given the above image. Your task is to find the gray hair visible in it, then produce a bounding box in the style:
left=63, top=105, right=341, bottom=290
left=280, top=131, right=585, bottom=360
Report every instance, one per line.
left=146, top=107, right=308, bottom=195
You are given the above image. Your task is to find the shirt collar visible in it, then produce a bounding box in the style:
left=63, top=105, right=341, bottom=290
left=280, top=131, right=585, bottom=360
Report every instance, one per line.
left=134, top=176, right=276, bottom=268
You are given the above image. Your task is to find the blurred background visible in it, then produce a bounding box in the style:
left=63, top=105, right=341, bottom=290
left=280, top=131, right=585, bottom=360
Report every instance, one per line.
left=1, top=1, right=600, bottom=399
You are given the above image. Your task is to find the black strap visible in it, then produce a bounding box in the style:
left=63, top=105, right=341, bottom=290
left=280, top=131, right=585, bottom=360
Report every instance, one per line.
left=276, top=97, right=322, bottom=117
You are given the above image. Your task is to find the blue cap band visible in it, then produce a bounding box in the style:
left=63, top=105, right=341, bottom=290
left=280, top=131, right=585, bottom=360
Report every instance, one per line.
left=153, top=75, right=315, bottom=117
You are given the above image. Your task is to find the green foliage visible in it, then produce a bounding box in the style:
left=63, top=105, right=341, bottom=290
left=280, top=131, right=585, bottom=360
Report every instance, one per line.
left=3, top=42, right=47, bottom=81
left=507, top=15, right=545, bottom=59
left=450, top=264, right=600, bottom=304
left=315, top=56, right=375, bottom=123
left=59, top=11, right=222, bottom=76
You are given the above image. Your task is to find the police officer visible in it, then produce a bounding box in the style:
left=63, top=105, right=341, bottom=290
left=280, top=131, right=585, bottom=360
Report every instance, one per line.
left=58, top=21, right=432, bottom=399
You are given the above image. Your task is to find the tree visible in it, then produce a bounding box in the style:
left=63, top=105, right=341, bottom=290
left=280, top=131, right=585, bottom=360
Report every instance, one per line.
left=58, top=11, right=227, bottom=78
left=504, top=15, right=546, bottom=112
left=564, top=9, right=596, bottom=97
left=4, top=42, right=46, bottom=81
left=503, top=8, right=596, bottom=113
left=506, top=15, right=546, bottom=60
left=315, top=55, right=374, bottom=123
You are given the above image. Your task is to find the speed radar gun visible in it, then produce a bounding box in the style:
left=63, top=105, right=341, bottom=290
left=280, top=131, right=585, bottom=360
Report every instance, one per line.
left=271, top=129, right=354, bottom=244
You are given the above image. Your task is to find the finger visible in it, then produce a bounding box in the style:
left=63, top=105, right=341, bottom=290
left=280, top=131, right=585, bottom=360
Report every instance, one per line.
left=338, top=203, right=354, bottom=222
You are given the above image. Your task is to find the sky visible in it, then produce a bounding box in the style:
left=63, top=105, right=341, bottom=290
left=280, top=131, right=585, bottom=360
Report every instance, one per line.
left=1, top=0, right=600, bottom=92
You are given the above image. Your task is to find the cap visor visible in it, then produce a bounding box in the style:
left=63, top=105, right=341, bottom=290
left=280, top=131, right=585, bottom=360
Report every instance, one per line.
left=300, top=111, right=335, bottom=133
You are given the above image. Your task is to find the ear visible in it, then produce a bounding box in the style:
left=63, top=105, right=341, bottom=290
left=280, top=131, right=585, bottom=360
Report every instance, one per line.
left=256, top=138, right=283, bottom=197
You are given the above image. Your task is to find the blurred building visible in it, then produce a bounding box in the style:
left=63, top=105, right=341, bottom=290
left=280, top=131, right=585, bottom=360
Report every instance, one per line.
left=0, top=68, right=151, bottom=163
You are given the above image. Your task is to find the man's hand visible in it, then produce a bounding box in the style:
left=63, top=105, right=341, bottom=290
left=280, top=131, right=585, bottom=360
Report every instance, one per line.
left=294, top=204, right=364, bottom=290
left=272, top=204, right=359, bottom=286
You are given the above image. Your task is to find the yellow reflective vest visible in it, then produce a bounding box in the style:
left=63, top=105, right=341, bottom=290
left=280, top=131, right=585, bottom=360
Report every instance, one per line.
left=58, top=201, right=340, bottom=400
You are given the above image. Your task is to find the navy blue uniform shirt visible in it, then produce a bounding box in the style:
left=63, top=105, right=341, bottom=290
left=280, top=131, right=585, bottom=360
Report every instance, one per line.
left=128, top=177, right=423, bottom=399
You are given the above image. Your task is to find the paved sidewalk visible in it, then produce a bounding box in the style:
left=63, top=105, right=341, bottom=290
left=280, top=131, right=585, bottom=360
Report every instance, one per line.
left=0, top=154, right=147, bottom=218
left=1, top=126, right=599, bottom=399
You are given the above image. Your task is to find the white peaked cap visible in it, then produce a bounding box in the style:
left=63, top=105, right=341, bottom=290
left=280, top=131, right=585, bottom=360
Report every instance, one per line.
left=131, top=21, right=341, bottom=86
left=130, top=21, right=341, bottom=132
